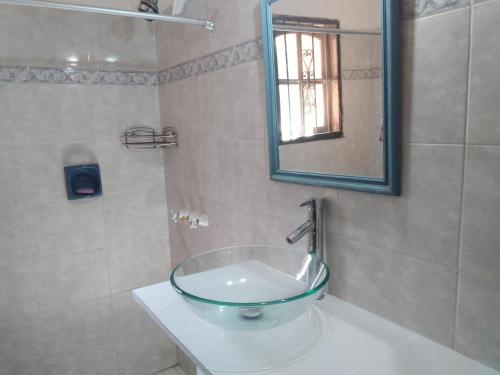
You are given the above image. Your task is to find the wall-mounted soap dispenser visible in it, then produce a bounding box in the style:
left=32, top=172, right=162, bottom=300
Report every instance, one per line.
left=64, top=164, right=102, bottom=200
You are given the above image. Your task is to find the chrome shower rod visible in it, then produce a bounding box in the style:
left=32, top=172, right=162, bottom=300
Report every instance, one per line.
left=273, top=24, right=380, bottom=36
left=0, top=0, right=215, bottom=30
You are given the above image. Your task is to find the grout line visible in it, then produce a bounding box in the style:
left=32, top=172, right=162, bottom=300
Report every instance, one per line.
left=151, top=365, right=183, bottom=375
left=58, top=245, right=106, bottom=257
left=331, top=232, right=459, bottom=272
left=459, top=269, right=500, bottom=283
left=102, top=236, right=114, bottom=304
left=453, top=2, right=475, bottom=350
left=19, top=203, right=46, bottom=351
left=152, top=20, right=160, bottom=79
left=202, top=195, right=305, bottom=225
left=464, top=143, right=500, bottom=147
left=407, top=142, right=465, bottom=147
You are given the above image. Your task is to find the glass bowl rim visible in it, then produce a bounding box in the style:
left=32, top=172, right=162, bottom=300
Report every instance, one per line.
left=170, top=245, right=330, bottom=307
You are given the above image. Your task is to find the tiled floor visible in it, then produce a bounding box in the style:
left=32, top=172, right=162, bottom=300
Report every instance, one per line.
left=157, top=366, right=187, bottom=375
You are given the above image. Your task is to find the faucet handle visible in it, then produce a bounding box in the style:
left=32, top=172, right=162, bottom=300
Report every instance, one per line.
left=300, top=199, right=315, bottom=208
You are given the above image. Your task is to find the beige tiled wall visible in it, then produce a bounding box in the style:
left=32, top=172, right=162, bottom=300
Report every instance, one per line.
left=0, top=8, right=176, bottom=375
left=158, top=0, right=500, bottom=370
left=0, top=82, right=177, bottom=375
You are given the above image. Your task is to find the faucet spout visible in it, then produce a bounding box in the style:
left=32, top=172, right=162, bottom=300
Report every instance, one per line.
left=286, top=220, right=315, bottom=244
left=286, top=198, right=325, bottom=298
left=286, top=199, right=322, bottom=256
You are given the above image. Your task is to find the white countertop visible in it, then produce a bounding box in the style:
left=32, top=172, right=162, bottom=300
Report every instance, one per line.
left=133, top=281, right=498, bottom=375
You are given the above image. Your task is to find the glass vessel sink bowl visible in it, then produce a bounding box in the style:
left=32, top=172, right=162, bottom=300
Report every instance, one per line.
left=170, top=245, right=329, bottom=330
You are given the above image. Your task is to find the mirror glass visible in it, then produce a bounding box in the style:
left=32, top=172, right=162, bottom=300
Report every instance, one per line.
left=271, top=0, right=383, bottom=178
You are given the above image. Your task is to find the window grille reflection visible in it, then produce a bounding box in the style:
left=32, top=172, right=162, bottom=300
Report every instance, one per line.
left=274, top=15, right=343, bottom=144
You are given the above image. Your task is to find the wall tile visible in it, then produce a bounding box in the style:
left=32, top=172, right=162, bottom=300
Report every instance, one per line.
left=187, top=138, right=220, bottom=205
left=0, top=204, right=27, bottom=258
left=460, top=146, right=500, bottom=280
left=103, top=189, right=170, bottom=293
left=103, top=188, right=168, bottom=250
left=468, top=0, right=500, bottom=145
left=42, top=347, right=119, bottom=375
left=14, top=84, right=95, bottom=145
left=18, top=143, right=68, bottom=203
left=216, top=139, right=269, bottom=210
left=0, top=151, right=24, bottom=208
left=90, top=85, right=160, bottom=142
left=456, top=272, right=500, bottom=370
left=158, top=77, right=202, bottom=141
left=155, top=0, right=211, bottom=69
left=0, top=4, right=158, bottom=71
left=177, top=348, right=197, bottom=375
left=337, top=144, right=463, bottom=267
left=0, top=206, right=38, bottom=322
left=329, top=234, right=458, bottom=346
left=401, top=9, right=469, bottom=144
left=163, top=139, right=208, bottom=212
left=202, top=61, right=266, bottom=141
left=91, top=87, right=165, bottom=194
left=85, top=13, right=157, bottom=71
left=168, top=196, right=304, bottom=266
left=208, top=0, right=261, bottom=51
left=32, top=248, right=111, bottom=311
left=42, top=85, right=95, bottom=144
left=1, top=84, right=84, bottom=147
left=401, top=144, right=464, bottom=264
left=0, top=319, right=43, bottom=375
left=107, top=233, right=171, bottom=294
left=0, top=266, right=36, bottom=324
left=37, top=297, right=115, bottom=362
left=97, top=139, right=165, bottom=194
left=25, top=199, right=105, bottom=257
left=112, top=292, right=177, bottom=375
left=0, top=5, right=89, bottom=67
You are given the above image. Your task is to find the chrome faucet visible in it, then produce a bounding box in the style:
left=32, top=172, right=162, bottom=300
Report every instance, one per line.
left=287, top=198, right=323, bottom=257
left=287, top=198, right=325, bottom=295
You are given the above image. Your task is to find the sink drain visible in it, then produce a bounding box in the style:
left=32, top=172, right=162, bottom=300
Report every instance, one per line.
left=239, top=307, right=263, bottom=320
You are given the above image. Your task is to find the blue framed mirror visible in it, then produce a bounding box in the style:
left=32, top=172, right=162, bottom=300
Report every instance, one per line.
left=260, top=0, right=400, bottom=195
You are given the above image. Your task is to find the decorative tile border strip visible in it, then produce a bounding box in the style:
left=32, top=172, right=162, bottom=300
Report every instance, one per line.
left=342, top=68, right=381, bottom=80
left=158, top=38, right=379, bottom=85
left=0, top=65, right=158, bottom=86
left=158, top=38, right=263, bottom=85
left=401, top=0, right=470, bottom=19
left=1, top=38, right=378, bottom=86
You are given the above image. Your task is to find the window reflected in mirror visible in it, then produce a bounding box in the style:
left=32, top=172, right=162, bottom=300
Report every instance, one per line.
left=274, top=15, right=342, bottom=144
